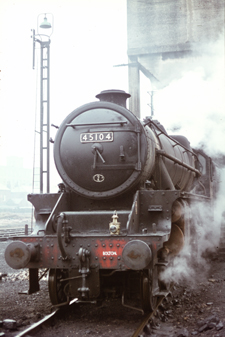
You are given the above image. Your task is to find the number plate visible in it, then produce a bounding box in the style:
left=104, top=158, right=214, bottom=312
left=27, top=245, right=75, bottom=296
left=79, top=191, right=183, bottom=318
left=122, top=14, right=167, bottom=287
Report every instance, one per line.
left=80, top=132, right=113, bottom=143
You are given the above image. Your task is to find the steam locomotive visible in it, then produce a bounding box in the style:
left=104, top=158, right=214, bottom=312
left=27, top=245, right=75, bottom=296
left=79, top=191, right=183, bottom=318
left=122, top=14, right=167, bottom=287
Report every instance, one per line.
left=5, top=90, right=215, bottom=313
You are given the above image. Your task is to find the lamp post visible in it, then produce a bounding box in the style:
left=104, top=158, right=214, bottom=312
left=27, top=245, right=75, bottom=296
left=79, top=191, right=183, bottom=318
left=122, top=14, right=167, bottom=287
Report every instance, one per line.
left=32, top=14, right=53, bottom=193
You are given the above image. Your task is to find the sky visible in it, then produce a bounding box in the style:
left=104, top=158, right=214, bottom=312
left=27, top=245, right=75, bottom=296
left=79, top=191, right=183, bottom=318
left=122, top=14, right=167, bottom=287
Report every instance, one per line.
left=0, top=0, right=128, bottom=181
left=0, top=0, right=224, bottom=191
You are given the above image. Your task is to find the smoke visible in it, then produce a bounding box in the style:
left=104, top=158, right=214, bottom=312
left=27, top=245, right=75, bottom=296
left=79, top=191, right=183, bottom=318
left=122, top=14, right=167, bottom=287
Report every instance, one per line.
left=154, top=36, right=225, bottom=287
left=152, top=36, right=225, bottom=158
left=159, top=169, right=225, bottom=287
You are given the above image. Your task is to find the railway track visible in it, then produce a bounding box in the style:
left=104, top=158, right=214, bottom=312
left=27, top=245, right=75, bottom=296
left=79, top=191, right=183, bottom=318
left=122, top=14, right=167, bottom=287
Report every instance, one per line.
left=132, top=293, right=171, bottom=337
left=0, top=228, right=32, bottom=240
left=14, top=309, right=59, bottom=337
left=13, top=293, right=172, bottom=337
left=0, top=226, right=175, bottom=336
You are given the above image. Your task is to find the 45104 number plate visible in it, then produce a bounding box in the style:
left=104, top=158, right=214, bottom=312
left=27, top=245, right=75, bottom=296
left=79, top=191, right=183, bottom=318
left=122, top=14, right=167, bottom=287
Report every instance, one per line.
left=80, top=132, right=113, bottom=143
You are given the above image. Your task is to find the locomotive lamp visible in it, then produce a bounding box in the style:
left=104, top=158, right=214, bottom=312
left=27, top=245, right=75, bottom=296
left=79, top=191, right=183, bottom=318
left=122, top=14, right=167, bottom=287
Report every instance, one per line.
left=31, top=13, right=53, bottom=193
left=109, top=211, right=121, bottom=235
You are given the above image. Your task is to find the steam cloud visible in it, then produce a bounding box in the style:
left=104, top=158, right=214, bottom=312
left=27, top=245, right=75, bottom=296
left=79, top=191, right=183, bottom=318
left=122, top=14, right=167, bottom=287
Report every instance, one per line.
left=153, top=36, right=225, bottom=158
left=159, top=168, right=225, bottom=287
left=156, top=36, right=225, bottom=286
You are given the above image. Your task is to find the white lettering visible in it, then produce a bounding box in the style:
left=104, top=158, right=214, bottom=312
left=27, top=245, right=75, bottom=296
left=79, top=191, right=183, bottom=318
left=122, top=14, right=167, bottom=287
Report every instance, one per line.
left=103, top=251, right=117, bottom=256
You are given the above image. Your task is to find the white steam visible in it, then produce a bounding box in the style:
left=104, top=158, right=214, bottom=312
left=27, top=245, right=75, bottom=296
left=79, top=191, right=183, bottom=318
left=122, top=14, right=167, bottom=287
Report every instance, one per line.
left=152, top=37, right=225, bottom=157
left=152, top=37, right=225, bottom=286
left=159, top=245, right=197, bottom=287
left=160, top=169, right=225, bottom=286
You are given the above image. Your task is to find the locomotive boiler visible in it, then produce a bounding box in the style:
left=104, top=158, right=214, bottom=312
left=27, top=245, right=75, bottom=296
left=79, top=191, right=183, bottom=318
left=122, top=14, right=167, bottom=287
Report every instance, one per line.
left=5, top=89, right=214, bottom=312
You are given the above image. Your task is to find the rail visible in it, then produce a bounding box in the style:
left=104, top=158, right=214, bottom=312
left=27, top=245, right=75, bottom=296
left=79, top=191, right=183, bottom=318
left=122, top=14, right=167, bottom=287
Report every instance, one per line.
left=14, top=309, right=59, bottom=337
left=132, top=292, right=170, bottom=337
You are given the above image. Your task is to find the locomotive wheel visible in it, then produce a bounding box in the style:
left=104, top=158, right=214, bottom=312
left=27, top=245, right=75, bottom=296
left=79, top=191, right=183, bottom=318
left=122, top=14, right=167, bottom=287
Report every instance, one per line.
left=48, top=269, right=68, bottom=305
left=141, top=271, right=157, bottom=312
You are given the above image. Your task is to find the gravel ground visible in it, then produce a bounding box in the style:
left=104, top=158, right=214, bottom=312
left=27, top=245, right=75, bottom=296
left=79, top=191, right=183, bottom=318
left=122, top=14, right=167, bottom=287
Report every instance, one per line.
left=0, top=241, right=225, bottom=337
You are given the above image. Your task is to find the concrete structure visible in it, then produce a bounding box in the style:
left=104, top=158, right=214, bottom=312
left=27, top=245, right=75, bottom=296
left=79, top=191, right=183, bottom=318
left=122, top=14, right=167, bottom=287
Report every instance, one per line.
left=127, top=0, right=224, bottom=117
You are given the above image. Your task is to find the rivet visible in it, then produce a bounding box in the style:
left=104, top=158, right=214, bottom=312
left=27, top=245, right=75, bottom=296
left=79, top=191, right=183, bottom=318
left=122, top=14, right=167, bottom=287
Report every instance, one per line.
left=103, top=257, right=106, bottom=260
left=110, top=257, right=113, bottom=260
left=117, top=243, right=120, bottom=247
left=95, top=244, right=98, bottom=247
left=109, top=243, right=113, bottom=247
left=102, top=244, right=106, bottom=247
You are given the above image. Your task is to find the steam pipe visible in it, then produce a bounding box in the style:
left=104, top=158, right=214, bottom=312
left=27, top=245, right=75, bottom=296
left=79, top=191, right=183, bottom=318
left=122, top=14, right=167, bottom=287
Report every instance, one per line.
left=57, top=213, right=69, bottom=260
left=45, top=191, right=65, bottom=232
left=157, top=157, right=175, bottom=190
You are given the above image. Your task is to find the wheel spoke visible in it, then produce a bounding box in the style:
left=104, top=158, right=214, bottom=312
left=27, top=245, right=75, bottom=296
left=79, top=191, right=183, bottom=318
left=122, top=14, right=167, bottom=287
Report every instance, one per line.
left=48, top=269, right=68, bottom=305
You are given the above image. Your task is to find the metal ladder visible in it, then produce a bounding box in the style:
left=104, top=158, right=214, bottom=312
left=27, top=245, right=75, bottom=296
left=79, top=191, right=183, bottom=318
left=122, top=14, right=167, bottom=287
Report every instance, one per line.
left=39, top=41, right=50, bottom=193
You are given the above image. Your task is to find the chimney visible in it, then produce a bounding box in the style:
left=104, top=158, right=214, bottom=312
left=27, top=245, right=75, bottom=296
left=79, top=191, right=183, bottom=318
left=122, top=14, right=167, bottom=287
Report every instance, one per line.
left=96, top=89, right=131, bottom=108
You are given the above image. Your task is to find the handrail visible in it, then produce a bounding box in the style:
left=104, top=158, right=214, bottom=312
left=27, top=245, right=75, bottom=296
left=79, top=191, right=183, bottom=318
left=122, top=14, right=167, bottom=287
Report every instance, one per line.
left=156, top=150, right=201, bottom=176
left=144, top=119, right=198, bottom=159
